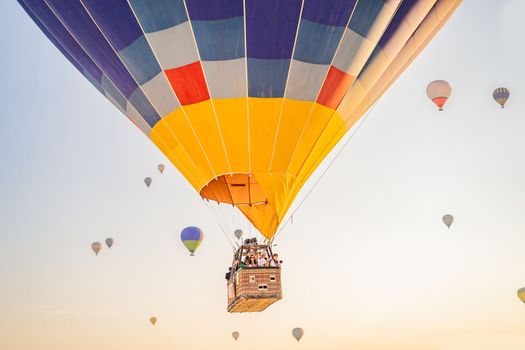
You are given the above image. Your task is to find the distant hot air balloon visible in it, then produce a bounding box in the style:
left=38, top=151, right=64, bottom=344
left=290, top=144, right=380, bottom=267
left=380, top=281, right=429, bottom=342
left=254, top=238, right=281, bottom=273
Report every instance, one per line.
left=427, top=80, right=452, bottom=111
left=493, top=87, right=510, bottom=108
left=157, top=164, right=165, bottom=174
left=518, top=288, right=525, bottom=303
left=234, top=229, right=243, bottom=240
left=181, top=226, right=204, bottom=256
left=292, top=327, right=304, bottom=342
left=91, top=242, right=102, bottom=256
left=232, top=331, right=240, bottom=341
left=442, top=214, right=454, bottom=229
left=17, top=0, right=462, bottom=244
left=144, top=177, right=152, bottom=188
left=150, top=316, right=157, bottom=326
left=105, top=237, right=114, bottom=249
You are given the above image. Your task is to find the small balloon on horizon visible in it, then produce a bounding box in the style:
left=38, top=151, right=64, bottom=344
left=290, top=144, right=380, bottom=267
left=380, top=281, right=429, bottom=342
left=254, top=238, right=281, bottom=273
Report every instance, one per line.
left=180, top=226, right=204, bottom=256
left=427, top=80, right=452, bottom=111
left=234, top=229, right=243, bottom=240
left=442, top=214, right=454, bottom=229
left=292, top=327, right=304, bottom=342
left=105, top=237, right=114, bottom=249
left=91, top=242, right=102, bottom=256
left=493, top=87, right=510, bottom=108
left=517, top=288, right=525, bottom=303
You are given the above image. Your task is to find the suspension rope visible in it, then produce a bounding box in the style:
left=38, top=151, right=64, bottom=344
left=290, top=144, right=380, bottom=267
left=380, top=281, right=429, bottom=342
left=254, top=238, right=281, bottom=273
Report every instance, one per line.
left=270, top=102, right=378, bottom=244
left=203, top=200, right=237, bottom=249
left=216, top=203, right=231, bottom=231
left=227, top=204, right=236, bottom=231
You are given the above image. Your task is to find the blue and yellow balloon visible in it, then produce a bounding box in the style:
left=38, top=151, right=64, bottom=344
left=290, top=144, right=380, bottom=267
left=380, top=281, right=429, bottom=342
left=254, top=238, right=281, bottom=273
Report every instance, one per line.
left=181, top=227, right=204, bottom=256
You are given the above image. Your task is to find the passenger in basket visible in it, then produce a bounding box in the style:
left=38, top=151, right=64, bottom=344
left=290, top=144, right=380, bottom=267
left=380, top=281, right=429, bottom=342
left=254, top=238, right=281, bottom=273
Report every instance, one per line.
left=267, top=253, right=281, bottom=267
left=240, top=256, right=250, bottom=269
left=248, top=255, right=258, bottom=267
left=232, top=258, right=239, bottom=272
left=258, top=251, right=268, bottom=267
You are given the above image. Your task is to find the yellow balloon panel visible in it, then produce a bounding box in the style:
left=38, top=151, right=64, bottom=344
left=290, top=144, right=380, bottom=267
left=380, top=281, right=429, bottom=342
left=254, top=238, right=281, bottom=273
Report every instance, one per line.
left=149, top=118, right=205, bottom=188
left=182, top=100, right=231, bottom=177
left=151, top=108, right=214, bottom=189
left=213, top=99, right=250, bottom=174
left=248, top=98, right=283, bottom=174
left=294, top=114, right=348, bottom=197
left=286, top=103, right=342, bottom=176
left=270, top=100, right=315, bottom=173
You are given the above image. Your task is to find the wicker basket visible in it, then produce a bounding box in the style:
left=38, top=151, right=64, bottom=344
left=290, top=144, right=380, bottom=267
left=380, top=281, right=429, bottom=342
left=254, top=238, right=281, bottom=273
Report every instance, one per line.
left=227, top=267, right=282, bottom=312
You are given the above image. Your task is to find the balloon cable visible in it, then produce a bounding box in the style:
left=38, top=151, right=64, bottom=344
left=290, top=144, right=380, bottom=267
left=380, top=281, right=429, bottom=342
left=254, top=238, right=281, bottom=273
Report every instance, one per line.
left=271, top=101, right=378, bottom=244
left=203, top=200, right=237, bottom=249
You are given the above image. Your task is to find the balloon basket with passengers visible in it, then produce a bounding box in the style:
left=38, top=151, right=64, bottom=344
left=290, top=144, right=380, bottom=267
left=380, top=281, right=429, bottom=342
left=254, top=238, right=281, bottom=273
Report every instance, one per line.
left=226, top=239, right=282, bottom=313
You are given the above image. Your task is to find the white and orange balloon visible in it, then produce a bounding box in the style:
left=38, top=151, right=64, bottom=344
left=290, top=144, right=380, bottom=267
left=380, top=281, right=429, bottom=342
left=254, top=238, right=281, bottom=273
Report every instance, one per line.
left=427, top=80, right=452, bottom=111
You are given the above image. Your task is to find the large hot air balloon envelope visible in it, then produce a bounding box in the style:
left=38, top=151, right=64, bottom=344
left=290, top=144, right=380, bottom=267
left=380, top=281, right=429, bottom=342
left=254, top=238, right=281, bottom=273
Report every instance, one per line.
left=518, top=288, right=525, bottom=303
left=427, top=80, right=452, bottom=111
left=91, top=242, right=102, bottom=256
left=181, top=226, right=204, bottom=256
left=493, top=87, right=509, bottom=108
left=292, top=327, right=304, bottom=342
left=19, top=0, right=461, bottom=241
left=232, top=331, right=239, bottom=341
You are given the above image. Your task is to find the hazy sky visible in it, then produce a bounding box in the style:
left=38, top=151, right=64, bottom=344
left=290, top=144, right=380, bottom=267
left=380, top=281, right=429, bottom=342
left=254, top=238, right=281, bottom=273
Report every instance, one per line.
left=2, top=1, right=525, bottom=349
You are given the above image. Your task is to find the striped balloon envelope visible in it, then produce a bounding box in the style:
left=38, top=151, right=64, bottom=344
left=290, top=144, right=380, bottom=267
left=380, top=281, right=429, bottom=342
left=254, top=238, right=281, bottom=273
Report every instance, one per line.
left=493, top=87, right=510, bottom=108
left=19, top=0, right=461, bottom=240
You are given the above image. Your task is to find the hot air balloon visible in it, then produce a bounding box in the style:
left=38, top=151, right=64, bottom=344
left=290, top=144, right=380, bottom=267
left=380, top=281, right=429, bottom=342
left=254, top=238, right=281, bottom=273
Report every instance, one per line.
left=234, top=229, right=243, bottom=241
left=232, top=331, right=240, bottom=341
left=18, top=0, right=461, bottom=241
left=144, top=177, right=152, bottom=188
left=149, top=316, right=157, bottom=326
left=493, top=87, right=509, bottom=108
left=427, top=80, right=452, bottom=111
left=105, top=237, right=114, bottom=249
left=181, top=226, right=204, bottom=256
left=91, top=242, right=102, bottom=256
left=518, top=288, right=525, bottom=303
left=19, top=0, right=461, bottom=312
left=292, top=327, right=304, bottom=342
left=442, top=214, right=454, bottom=229
left=157, top=163, right=165, bottom=173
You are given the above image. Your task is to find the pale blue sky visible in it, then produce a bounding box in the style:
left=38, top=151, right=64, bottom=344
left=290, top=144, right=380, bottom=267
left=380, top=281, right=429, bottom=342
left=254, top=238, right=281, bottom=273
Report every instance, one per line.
left=2, top=1, right=525, bottom=349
